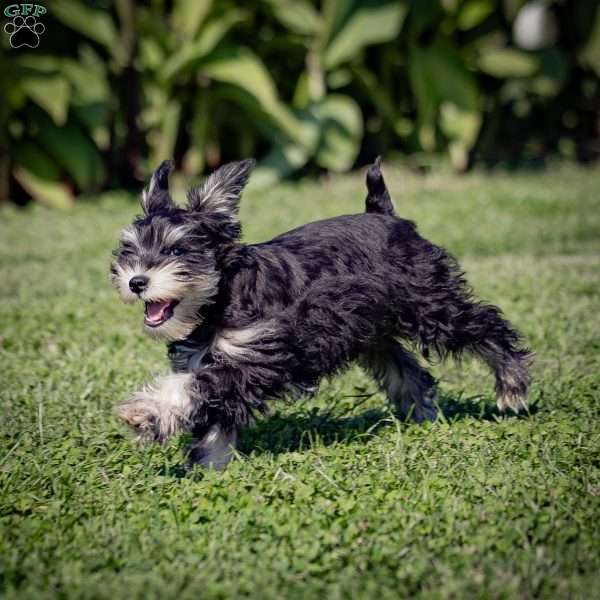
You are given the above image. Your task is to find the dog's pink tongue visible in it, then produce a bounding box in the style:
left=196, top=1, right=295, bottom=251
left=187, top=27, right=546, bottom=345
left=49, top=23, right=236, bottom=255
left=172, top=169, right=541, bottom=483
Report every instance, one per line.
left=146, top=301, right=170, bottom=323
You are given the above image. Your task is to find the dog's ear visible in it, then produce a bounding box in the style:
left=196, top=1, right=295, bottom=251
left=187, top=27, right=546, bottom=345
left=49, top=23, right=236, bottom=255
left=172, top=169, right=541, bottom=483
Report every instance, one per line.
left=186, top=159, right=255, bottom=217
left=141, top=160, right=176, bottom=215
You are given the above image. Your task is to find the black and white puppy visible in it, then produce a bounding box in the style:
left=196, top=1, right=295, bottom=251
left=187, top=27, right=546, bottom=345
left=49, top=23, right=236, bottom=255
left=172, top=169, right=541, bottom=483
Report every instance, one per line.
left=111, top=158, right=532, bottom=468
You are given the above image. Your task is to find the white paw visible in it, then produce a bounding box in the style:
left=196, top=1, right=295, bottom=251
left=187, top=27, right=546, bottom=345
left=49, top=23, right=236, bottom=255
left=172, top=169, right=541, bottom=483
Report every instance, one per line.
left=118, top=374, right=194, bottom=443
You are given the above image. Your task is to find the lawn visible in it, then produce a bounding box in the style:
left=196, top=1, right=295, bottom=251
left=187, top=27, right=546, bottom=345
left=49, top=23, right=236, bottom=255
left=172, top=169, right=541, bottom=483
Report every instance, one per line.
left=1, top=163, right=599, bottom=599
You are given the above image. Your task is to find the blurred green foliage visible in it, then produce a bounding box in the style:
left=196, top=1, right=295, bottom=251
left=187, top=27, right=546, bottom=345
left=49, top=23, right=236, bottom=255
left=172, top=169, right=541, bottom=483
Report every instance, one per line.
left=1, top=0, right=599, bottom=205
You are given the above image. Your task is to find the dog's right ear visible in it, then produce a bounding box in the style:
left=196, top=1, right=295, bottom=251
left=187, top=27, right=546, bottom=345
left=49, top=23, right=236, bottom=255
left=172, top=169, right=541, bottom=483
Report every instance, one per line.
left=186, top=159, right=255, bottom=218
left=141, top=160, right=176, bottom=215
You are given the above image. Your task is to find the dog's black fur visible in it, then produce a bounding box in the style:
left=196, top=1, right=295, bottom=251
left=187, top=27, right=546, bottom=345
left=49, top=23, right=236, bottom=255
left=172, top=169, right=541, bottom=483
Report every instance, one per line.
left=111, top=159, right=532, bottom=468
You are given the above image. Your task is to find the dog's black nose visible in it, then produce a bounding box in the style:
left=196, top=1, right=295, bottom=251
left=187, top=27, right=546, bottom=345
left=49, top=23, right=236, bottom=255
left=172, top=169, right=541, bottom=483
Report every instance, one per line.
left=129, top=275, right=149, bottom=294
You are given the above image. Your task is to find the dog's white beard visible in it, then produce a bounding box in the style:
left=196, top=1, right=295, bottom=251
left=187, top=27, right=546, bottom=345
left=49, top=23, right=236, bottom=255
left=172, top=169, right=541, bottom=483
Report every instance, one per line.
left=112, top=259, right=219, bottom=341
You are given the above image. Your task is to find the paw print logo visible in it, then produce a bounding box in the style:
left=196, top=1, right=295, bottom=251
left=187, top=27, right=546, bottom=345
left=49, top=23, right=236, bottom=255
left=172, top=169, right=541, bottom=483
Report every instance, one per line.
left=4, top=15, right=45, bottom=48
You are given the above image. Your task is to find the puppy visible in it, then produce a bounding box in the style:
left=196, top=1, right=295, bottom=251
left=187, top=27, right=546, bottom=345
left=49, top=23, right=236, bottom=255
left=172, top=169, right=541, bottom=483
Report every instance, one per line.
left=111, top=159, right=532, bottom=468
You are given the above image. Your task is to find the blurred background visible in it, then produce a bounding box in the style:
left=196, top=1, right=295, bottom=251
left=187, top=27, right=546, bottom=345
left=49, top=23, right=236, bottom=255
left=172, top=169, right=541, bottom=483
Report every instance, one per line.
left=1, top=0, right=599, bottom=207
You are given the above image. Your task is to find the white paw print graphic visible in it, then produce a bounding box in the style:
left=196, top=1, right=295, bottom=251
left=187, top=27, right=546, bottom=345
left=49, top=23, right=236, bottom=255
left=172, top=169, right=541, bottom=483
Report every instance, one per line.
left=4, top=15, right=45, bottom=48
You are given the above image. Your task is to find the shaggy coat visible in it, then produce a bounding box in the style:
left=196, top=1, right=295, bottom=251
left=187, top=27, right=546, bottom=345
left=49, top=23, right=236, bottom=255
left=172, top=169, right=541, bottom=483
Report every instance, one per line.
left=111, top=159, right=532, bottom=468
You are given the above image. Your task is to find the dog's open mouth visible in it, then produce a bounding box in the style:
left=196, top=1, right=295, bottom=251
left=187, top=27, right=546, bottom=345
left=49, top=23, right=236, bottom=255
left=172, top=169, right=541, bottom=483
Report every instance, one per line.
left=144, top=300, right=179, bottom=327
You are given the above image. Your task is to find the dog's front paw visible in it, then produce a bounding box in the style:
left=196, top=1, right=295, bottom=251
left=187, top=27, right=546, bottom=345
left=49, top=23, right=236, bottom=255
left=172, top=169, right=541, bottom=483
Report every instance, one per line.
left=117, top=396, right=164, bottom=443
left=186, top=425, right=238, bottom=470
left=118, top=375, right=195, bottom=443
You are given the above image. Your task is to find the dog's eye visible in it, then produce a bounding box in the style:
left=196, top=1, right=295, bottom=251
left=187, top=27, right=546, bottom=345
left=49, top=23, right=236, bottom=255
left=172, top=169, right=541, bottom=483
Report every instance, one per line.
left=119, top=243, right=136, bottom=257
left=162, top=246, right=184, bottom=256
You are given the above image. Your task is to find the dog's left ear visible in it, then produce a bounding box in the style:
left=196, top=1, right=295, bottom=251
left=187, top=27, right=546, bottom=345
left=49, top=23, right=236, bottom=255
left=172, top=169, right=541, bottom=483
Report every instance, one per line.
left=141, top=160, right=176, bottom=215
left=187, top=159, right=255, bottom=219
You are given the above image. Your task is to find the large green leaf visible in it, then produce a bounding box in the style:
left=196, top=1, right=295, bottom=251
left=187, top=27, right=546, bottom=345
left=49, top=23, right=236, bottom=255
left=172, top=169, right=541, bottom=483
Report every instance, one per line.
left=12, top=141, right=61, bottom=181
left=171, top=0, right=213, bottom=39
left=182, top=94, right=211, bottom=175
left=250, top=140, right=311, bottom=189
left=13, top=167, right=74, bottom=208
left=457, top=0, right=495, bottom=30
left=409, top=44, right=438, bottom=150
left=34, top=114, right=105, bottom=190
left=439, top=102, right=482, bottom=170
left=148, top=100, right=181, bottom=170
left=406, top=0, right=443, bottom=38
left=162, top=10, right=246, bottom=81
left=478, top=48, right=540, bottom=78
left=352, top=65, right=413, bottom=137
left=14, top=56, right=71, bottom=125
left=322, top=0, right=408, bottom=69
left=200, top=46, right=314, bottom=150
left=580, top=6, right=600, bottom=76
left=310, top=94, right=363, bottom=171
left=65, top=46, right=110, bottom=107
left=263, top=0, right=323, bottom=36
left=51, top=0, right=118, bottom=51
left=428, top=41, right=480, bottom=111
left=410, top=41, right=481, bottom=159
left=20, top=75, right=70, bottom=126
left=61, top=60, right=109, bottom=106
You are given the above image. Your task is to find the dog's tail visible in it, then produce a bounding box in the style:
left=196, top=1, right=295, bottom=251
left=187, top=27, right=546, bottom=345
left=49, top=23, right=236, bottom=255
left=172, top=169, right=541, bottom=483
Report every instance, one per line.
left=365, top=156, right=395, bottom=216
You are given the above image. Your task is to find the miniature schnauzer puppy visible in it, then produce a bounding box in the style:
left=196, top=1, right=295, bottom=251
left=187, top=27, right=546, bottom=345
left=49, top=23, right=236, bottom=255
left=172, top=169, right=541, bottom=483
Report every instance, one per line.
left=111, top=158, right=532, bottom=469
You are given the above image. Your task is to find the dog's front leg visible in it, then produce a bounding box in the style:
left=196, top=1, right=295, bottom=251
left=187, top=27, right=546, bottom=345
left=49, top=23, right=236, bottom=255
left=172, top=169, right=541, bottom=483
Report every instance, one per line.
left=186, top=424, right=238, bottom=470
left=117, top=373, right=195, bottom=443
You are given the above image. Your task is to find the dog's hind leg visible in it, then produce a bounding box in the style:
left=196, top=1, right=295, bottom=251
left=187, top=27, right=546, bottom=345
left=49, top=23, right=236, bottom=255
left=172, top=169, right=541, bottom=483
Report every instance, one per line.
left=362, top=342, right=438, bottom=423
left=446, top=302, right=533, bottom=412
left=421, top=295, right=533, bottom=413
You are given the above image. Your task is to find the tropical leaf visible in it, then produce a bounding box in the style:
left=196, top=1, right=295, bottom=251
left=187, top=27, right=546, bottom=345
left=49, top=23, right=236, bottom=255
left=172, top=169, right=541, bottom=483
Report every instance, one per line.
left=580, top=6, right=600, bottom=75
left=12, top=141, right=62, bottom=181
left=263, top=0, right=323, bottom=36
left=51, top=0, right=118, bottom=51
left=322, top=0, right=408, bottom=69
left=61, top=60, right=110, bottom=106
left=478, top=48, right=540, bottom=78
left=148, top=100, right=182, bottom=170
left=162, top=10, right=246, bottom=81
left=171, top=0, right=213, bottom=39
left=20, top=75, right=70, bottom=126
left=200, top=46, right=314, bottom=150
left=182, top=94, right=211, bottom=175
left=457, top=0, right=495, bottom=30
left=311, top=94, right=363, bottom=171
left=428, top=41, right=480, bottom=111
left=407, top=0, right=443, bottom=38
left=34, top=115, right=105, bottom=189
left=439, top=102, right=482, bottom=170
left=409, top=45, right=438, bottom=150
left=250, top=140, right=311, bottom=188
left=13, top=167, right=74, bottom=208
left=351, top=65, right=413, bottom=137
left=410, top=41, right=481, bottom=154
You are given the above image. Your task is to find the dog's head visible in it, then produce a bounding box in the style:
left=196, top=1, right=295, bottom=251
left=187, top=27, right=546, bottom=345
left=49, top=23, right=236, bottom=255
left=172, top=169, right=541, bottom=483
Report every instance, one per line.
left=111, top=159, right=255, bottom=341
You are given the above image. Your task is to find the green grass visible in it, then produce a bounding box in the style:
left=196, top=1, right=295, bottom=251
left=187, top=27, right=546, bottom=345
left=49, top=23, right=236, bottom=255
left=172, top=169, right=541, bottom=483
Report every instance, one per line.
left=1, top=164, right=599, bottom=599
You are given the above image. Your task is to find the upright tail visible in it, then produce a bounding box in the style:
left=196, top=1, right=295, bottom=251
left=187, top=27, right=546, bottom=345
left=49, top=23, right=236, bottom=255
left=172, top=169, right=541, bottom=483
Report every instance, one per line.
left=365, top=156, right=395, bottom=215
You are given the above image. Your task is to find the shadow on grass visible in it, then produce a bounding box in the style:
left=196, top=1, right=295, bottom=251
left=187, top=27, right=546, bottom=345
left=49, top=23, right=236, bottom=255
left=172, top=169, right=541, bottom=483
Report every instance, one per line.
left=239, top=394, right=539, bottom=457
left=159, top=394, right=539, bottom=476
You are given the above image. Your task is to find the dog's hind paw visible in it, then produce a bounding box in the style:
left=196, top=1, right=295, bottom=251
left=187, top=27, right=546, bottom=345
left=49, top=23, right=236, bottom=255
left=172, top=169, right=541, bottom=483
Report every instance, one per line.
left=414, top=390, right=439, bottom=423
left=496, top=391, right=527, bottom=413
